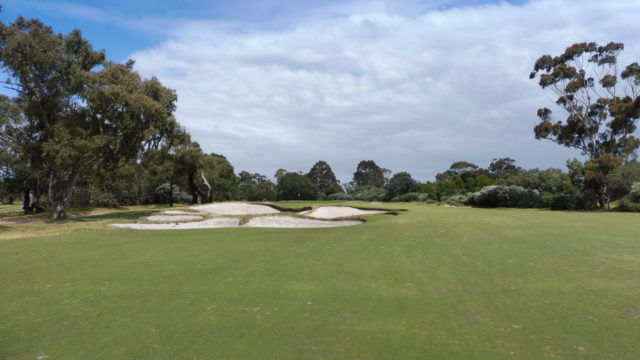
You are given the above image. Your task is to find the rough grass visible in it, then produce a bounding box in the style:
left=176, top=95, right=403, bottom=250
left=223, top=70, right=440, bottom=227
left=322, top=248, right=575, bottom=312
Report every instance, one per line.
left=0, top=203, right=639, bottom=359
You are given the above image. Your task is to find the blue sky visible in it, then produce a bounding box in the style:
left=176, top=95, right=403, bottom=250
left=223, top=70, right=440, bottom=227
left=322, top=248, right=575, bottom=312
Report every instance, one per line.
left=2, top=0, right=639, bottom=182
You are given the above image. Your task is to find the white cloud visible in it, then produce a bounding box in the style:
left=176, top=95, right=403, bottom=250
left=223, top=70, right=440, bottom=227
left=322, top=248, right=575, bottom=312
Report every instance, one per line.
left=131, top=0, right=640, bottom=182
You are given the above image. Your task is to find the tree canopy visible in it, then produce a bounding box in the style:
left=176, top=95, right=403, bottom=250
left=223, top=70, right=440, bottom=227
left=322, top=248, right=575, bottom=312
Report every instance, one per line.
left=353, top=160, right=385, bottom=188
left=530, top=42, right=640, bottom=206
left=0, top=16, right=179, bottom=218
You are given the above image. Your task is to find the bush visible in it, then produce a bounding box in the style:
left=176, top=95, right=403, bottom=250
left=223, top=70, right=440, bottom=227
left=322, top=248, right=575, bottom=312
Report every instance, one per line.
left=618, top=198, right=640, bottom=212
left=629, top=182, right=640, bottom=203
left=155, top=183, right=191, bottom=204
left=93, top=193, right=119, bottom=208
left=468, top=185, right=542, bottom=208
left=391, top=192, right=430, bottom=202
left=327, top=192, right=352, bottom=201
left=352, top=186, right=387, bottom=202
left=541, top=191, right=594, bottom=210
left=444, top=193, right=470, bottom=204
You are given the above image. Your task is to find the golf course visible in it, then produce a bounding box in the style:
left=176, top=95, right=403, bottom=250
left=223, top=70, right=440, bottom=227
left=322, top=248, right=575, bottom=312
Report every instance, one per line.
left=1, top=202, right=638, bottom=359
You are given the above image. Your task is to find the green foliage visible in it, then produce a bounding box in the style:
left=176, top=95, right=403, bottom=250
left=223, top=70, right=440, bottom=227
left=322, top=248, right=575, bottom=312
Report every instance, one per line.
left=435, top=161, right=495, bottom=199
left=530, top=42, right=640, bottom=160
left=326, top=192, right=352, bottom=201
left=0, top=17, right=179, bottom=218
left=352, top=185, right=387, bottom=202
left=277, top=172, right=318, bottom=200
left=306, top=161, right=340, bottom=193
left=202, top=153, right=237, bottom=201
left=443, top=193, right=470, bottom=204
left=607, top=161, right=640, bottom=200
left=93, top=193, right=119, bottom=208
left=353, top=160, right=385, bottom=188
left=629, top=182, right=640, bottom=202
left=154, top=183, right=191, bottom=204
left=386, top=172, right=417, bottom=199
left=237, top=171, right=277, bottom=201
left=468, top=185, right=542, bottom=208
left=391, top=192, right=430, bottom=202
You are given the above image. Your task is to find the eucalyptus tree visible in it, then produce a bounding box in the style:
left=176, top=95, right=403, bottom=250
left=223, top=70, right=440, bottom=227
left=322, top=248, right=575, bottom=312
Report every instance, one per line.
left=0, top=17, right=179, bottom=218
left=530, top=42, right=640, bottom=206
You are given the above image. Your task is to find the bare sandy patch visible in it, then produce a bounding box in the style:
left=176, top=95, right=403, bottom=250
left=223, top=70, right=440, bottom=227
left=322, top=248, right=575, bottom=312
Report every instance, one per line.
left=245, top=215, right=361, bottom=228
left=191, top=202, right=280, bottom=215
left=307, top=206, right=385, bottom=219
left=161, top=210, right=199, bottom=215
left=111, top=217, right=240, bottom=230
left=140, top=214, right=204, bottom=222
left=110, top=215, right=359, bottom=230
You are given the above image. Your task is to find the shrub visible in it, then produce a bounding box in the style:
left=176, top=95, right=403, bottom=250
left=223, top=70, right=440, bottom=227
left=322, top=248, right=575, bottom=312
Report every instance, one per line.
left=391, top=192, right=430, bottom=202
left=155, top=183, right=191, bottom=204
left=327, top=192, right=352, bottom=201
left=629, top=182, right=640, bottom=203
left=468, top=185, right=541, bottom=208
left=618, top=198, right=640, bottom=212
left=444, top=193, right=470, bottom=204
left=352, top=186, right=387, bottom=202
left=93, top=193, right=119, bottom=208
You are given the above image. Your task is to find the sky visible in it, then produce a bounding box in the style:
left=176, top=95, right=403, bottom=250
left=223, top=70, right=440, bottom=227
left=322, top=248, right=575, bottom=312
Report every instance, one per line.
left=2, top=0, right=640, bottom=183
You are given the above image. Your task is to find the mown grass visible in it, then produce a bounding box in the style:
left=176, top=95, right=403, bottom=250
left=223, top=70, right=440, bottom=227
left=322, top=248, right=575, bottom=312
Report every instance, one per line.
left=0, top=203, right=639, bottom=359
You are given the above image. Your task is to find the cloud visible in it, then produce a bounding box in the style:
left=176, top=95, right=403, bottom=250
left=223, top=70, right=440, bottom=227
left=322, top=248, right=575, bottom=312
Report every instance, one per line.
left=131, top=0, right=640, bottom=182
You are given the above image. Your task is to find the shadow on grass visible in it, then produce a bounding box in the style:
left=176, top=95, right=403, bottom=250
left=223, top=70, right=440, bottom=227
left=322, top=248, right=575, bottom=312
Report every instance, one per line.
left=69, top=210, right=156, bottom=222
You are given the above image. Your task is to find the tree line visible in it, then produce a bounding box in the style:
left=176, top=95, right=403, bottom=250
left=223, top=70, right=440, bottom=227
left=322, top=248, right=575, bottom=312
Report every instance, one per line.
left=1, top=13, right=639, bottom=216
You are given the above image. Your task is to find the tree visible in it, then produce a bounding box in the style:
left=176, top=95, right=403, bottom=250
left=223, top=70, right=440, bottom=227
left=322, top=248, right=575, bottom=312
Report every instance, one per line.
left=386, top=172, right=417, bottom=198
left=238, top=171, right=277, bottom=201
left=306, top=161, right=340, bottom=195
left=353, top=160, right=385, bottom=188
left=202, top=153, right=237, bottom=201
left=530, top=42, right=640, bottom=206
left=277, top=172, right=318, bottom=200
left=0, top=17, right=179, bottom=218
left=488, top=158, right=522, bottom=179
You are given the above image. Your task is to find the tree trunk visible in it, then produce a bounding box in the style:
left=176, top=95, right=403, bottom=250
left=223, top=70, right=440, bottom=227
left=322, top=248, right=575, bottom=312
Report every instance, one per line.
left=23, top=190, right=31, bottom=214
left=200, top=170, right=212, bottom=203
left=169, top=182, right=174, bottom=207
left=49, top=168, right=79, bottom=219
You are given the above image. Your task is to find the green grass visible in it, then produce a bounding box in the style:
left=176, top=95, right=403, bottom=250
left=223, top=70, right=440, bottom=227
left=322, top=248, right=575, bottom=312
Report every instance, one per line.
left=1, top=203, right=639, bottom=359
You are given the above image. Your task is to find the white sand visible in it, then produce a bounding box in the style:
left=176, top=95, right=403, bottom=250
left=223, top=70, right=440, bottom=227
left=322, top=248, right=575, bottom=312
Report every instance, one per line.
left=191, top=202, right=279, bottom=215
left=161, top=210, right=199, bottom=215
left=111, top=217, right=240, bottom=230
left=307, top=206, right=385, bottom=219
left=110, top=215, right=359, bottom=230
left=245, top=215, right=361, bottom=228
left=139, top=214, right=204, bottom=222
left=109, top=203, right=387, bottom=230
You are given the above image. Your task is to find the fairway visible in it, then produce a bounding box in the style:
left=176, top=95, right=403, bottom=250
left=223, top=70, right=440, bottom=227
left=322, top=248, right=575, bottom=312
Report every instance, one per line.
left=1, top=203, right=639, bottom=359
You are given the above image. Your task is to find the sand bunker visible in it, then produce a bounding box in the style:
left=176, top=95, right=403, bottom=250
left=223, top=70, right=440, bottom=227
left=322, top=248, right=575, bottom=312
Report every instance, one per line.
left=110, top=203, right=389, bottom=230
left=111, top=217, right=241, bottom=230
left=139, top=214, right=204, bottom=222
left=307, top=206, right=385, bottom=219
left=111, top=215, right=361, bottom=230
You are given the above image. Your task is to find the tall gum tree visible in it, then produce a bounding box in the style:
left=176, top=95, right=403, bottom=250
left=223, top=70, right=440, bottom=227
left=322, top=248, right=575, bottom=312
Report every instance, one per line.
left=0, top=17, right=179, bottom=218
left=530, top=42, right=640, bottom=206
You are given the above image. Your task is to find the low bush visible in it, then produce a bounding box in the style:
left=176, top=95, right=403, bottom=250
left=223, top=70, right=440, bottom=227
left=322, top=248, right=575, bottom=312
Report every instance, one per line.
left=93, top=193, right=119, bottom=208
left=326, top=192, right=352, bottom=201
left=618, top=198, right=640, bottom=212
left=391, top=192, right=431, bottom=202
left=468, top=185, right=541, bottom=208
left=352, top=186, right=387, bottom=202
left=444, top=193, right=470, bottom=204
left=629, top=182, right=640, bottom=203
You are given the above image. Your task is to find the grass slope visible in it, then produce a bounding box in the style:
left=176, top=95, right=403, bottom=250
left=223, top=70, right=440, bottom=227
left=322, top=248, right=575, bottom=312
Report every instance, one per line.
left=1, top=203, right=639, bottom=359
